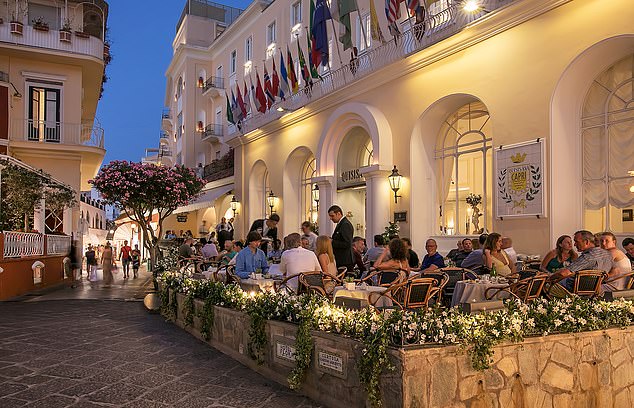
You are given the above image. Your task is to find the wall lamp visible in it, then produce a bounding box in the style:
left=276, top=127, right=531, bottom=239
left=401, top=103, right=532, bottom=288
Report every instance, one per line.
left=267, top=191, right=277, bottom=214
left=312, top=184, right=319, bottom=211
left=388, top=165, right=402, bottom=203
left=230, top=195, right=239, bottom=216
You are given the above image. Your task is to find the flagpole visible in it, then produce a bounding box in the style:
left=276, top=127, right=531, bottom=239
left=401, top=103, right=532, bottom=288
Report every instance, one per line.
left=404, top=3, right=415, bottom=34
left=352, top=0, right=369, bottom=55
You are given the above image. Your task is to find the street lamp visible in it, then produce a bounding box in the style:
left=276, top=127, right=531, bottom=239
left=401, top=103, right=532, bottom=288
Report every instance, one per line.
left=312, top=184, right=319, bottom=211
left=230, top=195, right=239, bottom=216
left=388, top=165, right=402, bottom=203
left=267, top=191, right=277, bottom=214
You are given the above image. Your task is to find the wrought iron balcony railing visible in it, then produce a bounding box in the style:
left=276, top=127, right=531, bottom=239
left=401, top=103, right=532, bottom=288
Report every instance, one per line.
left=230, top=1, right=511, bottom=135
left=202, top=124, right=223, bottom=139
left=11, top=119, right=104, bottom=148
left=202, top=76, right=225, bottom=93
left=203, top=149, right=234, bottom=182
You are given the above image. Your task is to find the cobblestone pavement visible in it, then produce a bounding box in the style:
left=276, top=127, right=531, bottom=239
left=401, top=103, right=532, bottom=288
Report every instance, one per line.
left=0, top=300, right=322, bottom=407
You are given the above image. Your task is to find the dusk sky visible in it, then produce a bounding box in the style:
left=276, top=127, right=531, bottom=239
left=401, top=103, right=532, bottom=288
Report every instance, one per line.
left=96, top=0, right=251, bottom=165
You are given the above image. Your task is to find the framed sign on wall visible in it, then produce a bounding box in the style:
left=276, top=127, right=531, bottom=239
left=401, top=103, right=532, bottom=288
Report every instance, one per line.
left=495, top=139, right=545, bottom=219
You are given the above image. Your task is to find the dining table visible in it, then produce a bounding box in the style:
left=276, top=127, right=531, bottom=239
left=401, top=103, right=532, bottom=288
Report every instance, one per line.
left=450, top=279, right=511, bottom=307
left=240, top=278, right=277, bottom=293
left=333, top=284, right=393, bottom=308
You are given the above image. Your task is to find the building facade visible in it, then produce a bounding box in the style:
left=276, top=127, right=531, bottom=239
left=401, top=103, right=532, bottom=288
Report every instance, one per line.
left=158, top=0, right=634, bottom=256
left=0, top=0, right=108, bottom=236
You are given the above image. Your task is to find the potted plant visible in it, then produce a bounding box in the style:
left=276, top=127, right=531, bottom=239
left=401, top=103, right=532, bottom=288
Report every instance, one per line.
left=32, top=17, right=49, bottom=32
left=344, top=276, right=356, bottom=291
left=75, top=29, right=90, bottom=39
left=59, top=19, right=72, bottom=42
left=9, top=1, right=27, bottom=35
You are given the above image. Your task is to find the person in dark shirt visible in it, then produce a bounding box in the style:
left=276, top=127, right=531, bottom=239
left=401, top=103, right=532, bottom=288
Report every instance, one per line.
left=454, top=238, right=474, bottom=267
left=420, top=239, right=445, bottom=272
left=446, top=240, right=463, bottom=261
left=402, top=238, right=420, bottom=271
left=623, top=237, right=634, bottom=264
left=352, top=236, right=367, bottom=275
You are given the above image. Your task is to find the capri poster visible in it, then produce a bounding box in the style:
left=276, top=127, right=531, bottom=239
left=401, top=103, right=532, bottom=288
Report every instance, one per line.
left=495, top=139, right=545, bottom=218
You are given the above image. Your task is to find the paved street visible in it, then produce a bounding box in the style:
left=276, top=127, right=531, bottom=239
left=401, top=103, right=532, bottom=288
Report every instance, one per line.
left=0, top=287, right=322, bottom=407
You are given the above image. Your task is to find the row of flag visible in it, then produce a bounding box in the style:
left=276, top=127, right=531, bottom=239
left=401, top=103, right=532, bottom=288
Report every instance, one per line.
left=226, top=0, right=432, bottom=126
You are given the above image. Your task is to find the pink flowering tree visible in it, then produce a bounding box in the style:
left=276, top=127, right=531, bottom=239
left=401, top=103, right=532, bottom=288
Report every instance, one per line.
left=90, top=161, right=205, bottom=266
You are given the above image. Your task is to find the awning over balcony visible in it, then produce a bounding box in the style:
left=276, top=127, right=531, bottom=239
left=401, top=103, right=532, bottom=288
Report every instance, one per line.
left=173, top=184, right=233, bottom=214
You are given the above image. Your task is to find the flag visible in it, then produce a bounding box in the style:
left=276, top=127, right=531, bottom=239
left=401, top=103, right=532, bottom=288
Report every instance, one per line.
left=243, top=80, right=251, bottom=115
left=255, top=71, right=267, bottom=113
left=297, top=40, right=311, bottom=86
left=263, top=64, right=275, bottom=107
left=236, top=82, right=247, bottom=119
left=369, top=0, right=386, bottom=44
left=230, top=88, right=242, bottom=123
left=279, top=51, right=291, bottom=97
left=337, top=0, right=358, bottom=50
left=385, top=0, right=403, bottom=37
left=309, top=0, right=322, bottom=76
left=287, top=45, right=299, bottom=93
left=225, top=92, right=234, bottom=125
left=312, top=0, right=332, bottom=67
left=250, top=75, right=262, bottom=113
left=272, top=59, right=281, bottom=98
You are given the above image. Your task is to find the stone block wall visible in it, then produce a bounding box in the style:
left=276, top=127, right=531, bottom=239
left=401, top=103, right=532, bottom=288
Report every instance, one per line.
left=170, top=293, right=634, bottom=408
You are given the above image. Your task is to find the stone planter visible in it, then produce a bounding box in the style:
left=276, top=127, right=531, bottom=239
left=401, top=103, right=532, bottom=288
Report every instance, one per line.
left=10, top=21, right=23, bottom=35
left=59, top=30, right=71, bottom=42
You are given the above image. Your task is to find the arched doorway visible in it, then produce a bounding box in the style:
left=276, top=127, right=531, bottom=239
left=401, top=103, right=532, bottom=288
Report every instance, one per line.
left=248, top=160, right=270, bottom=223
left=283, top=147, right=316, bottom=236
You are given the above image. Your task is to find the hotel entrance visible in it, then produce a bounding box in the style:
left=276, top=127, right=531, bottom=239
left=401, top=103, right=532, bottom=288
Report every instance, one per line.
left=335, top=127, right=373, bottom=239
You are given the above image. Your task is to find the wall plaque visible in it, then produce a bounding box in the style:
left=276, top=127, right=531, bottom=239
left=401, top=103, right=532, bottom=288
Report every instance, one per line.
left=273, top=336, right=296, bottom=367
left=316, top=347, right=348, bottom=379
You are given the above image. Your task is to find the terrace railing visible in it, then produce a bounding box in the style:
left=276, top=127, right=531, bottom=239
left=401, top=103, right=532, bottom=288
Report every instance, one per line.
left=46, top=235, right=71, bottom=256
left=231, top=1, right=512, bottom=135
left=2, top=232, right=44, bottom=258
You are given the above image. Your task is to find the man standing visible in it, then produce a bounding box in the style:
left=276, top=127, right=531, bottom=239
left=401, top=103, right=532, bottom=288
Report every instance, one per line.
left=119, top=240, right=132, bottom=279
left=85, top=245, right=97, bottom=282
left=301, top=221, right=318, bottom=252
left=549, top=230, right=613, bottom=295
left=328, top=205, right=354, bottom=273
left=249, top=214, right=280, bottom=253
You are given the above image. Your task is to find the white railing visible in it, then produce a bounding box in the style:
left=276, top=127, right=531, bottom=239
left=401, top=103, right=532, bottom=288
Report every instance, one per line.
left=232, top=0, right=512, bottom=135
left=0, top=23, right=104, bottom=61
left=46, top=235, right=71, bottom=256
left=2, top=231, right=44, bottom=258
left=11, top=119, right=105, bottom=148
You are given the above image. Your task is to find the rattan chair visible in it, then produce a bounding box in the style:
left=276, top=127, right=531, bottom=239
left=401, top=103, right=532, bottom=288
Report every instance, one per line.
left=547, top=269, right=606, bottom=299
left=224, top=265, right=241, bottom=285
left=361, top=268, right=404, bottom=287
left=403, top=278, right=443, bottom=310
left=419, top=271, right=449, bottom=304
left=602, top=271, right=634, bottom=291
left=435, top=267, right=476, bottom=305
left=485, top=273, right=548, bottom=303
left=299, top=271, right=328, bottom=297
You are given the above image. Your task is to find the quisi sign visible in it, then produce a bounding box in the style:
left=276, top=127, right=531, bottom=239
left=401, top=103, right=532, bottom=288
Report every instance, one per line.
left=337, top=167, right=365, bottom=190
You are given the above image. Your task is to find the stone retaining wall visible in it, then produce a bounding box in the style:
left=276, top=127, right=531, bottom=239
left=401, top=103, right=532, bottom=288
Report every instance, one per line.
left=170, top=292, right=634, bottom=408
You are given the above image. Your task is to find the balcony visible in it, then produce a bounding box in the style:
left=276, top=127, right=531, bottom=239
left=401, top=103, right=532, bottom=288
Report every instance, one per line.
left=230, top=0, right=512, bottom=136
left=161, top=107, right=173, bottom=129
left=0, top=22, right=105, bottom=61
left=160, top=130, right=170, bottom=143
left=203, top=149, right=234, bottom=182
left=11, top=119, right=104, bottom=149
left=202, top=124, right=223, bottom=143
left=202, top=76, right=224, bottom=97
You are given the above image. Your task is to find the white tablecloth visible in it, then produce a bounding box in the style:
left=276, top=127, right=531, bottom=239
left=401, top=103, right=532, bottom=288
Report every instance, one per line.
left=333, top=285, right=392, bottom=308
left=240, top=278, right=277, bottom=293
left=451, top=281, right=510, bottom=307
left=268, top=263, right=283, bottom=278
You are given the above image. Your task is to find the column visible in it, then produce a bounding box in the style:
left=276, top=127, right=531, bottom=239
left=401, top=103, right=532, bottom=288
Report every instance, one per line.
left=34, top=199, right=45, bottom=233
left=313, top=176, right=335, bottom=236
left=360, top=166, right=392, bottom=245
left=63, top=207, right=73, bottom=235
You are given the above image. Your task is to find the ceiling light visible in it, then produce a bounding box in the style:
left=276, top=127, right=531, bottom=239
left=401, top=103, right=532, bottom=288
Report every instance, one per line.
left=463, top=0, right=480, bottom=12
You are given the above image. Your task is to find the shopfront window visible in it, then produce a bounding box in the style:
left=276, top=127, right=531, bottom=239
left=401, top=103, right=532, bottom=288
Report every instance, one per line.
left=581, top=54, right=634, bottom=233
left=435, top=101, right=492, bottom=235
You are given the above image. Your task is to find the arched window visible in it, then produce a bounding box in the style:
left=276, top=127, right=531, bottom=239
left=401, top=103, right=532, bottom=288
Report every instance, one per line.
left=264, top=170, right=272, bottom=217
left=582, top=54, right=634, bottom=233
left=435, top=101, right=493, bottom=235
left=176, top=76, right=183, bottom=99
left=301, top=157, right=316, bottom=222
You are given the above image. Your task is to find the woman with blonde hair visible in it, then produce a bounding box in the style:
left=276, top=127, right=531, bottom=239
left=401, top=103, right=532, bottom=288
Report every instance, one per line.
left=316, top=235, right=339, bottom=293
left=483, top=233, right=516, bottom=277
left=101, top=242, right=115, bottom=286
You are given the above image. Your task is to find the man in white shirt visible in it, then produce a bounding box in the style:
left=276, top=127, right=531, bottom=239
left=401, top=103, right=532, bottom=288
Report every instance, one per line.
left=501, top=237, right=518, bottom=267
left=200, top=238, right=219, bottom=260
left=279, top=233, right=321, bottom=293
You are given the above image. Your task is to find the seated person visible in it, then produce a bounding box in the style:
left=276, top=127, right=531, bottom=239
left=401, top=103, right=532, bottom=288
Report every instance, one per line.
left=548, top=230, right=613, bottom=295
left=227, top=241, right=244, bottom=266
left=483, top=233, right=516, bottom=277
left=540, top=235, right=578, bottom=273
left=453, top=238, right=473, bottom=267
left=200, top=237, right=219, bottom=260
left=374, top=238, right=410, bottom=280
left=352, top=236, right=367, bottom=275
left=268, top=239, right=283, bottom=260
left=460, top=234, right=489, bottom=271
left=279, top=233, right=321, bottom=293
left=623, top=237, right=634, bottom=265
left=501, top=237, right=518, bottom=266
left=420, top=239, right=445, bottom=272
left=363, top=235, right=386, bottom=264
left=234, top=232, right=269, bottom=279
left=446, top=240, right=463, bottom=262
left=178, top=237, right=195, bottom=263
left=402, top=238, right=420, bottom=271
left=600, top=232, right=632, bottom=291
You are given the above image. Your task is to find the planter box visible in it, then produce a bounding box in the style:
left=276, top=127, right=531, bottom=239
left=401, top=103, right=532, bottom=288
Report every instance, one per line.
left=10, top=21, right=23, bottom=35
left=59, top=30, right=71, bottom=42
left=75, top=31, right=90, bottom=39
left=33, top=24, right=49, bottom=32
left=165, top=292, right=634, bottom=408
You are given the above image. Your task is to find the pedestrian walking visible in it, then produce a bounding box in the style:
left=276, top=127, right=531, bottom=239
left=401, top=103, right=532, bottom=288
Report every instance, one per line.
left=131, top=244, right=141, bottom=279
left=85, top=245, right=98, bottom=282
left=102, top=242, right=115, bottom=286
left=119, top=240, right=132, bottom=279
